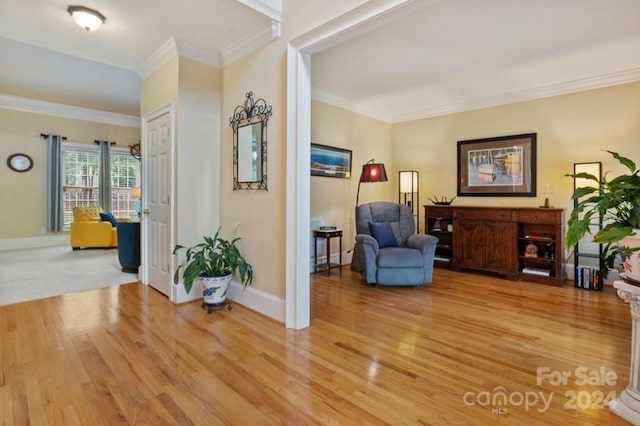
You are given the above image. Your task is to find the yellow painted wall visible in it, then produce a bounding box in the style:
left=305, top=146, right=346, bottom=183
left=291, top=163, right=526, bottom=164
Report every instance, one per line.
left=222, top=47, right=284, bottom=298
left=141, top=55, right=223, bottom=254
left=185, top=0, right=639, bottom=305
left=309, top=82, right=640, bottom=266
left=392, top=81, right=640, bottom=228
left=221, top=0, right=370, bottom=299
left=311, top=100, right=393, bottom=250
left=176, top=58, right=222, bottom=246
left=0, top=108, right=140, bottom=239
left=141, top=57, right=179, bottom=116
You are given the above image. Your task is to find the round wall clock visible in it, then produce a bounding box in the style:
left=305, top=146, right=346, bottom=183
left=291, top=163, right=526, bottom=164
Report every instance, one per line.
left=7, top=153, right=34, bottom=172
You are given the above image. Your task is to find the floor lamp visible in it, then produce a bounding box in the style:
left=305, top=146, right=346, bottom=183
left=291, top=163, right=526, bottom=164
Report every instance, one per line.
left=355, top=159, right=388, bottom=207
left=399, top=170, right=419, bottom=232
left=352, top=159, right=388, bottom=271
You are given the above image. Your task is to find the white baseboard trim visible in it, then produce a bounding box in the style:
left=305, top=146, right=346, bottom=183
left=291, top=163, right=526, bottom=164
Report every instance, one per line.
left=171, top=279, right=285, bottom=323
left=228, top=281, right=285, bottom=323
left=171, top=282, right=201, bottom=304
left=0, top=234, right=69, bottom=251
left=309, top=250, right=353, bottom=270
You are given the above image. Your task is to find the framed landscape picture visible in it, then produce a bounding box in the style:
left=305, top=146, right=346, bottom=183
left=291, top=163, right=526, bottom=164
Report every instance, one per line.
left=457, top=133, right=537, bottom=196
left=310, top=143, right=352, bottom=179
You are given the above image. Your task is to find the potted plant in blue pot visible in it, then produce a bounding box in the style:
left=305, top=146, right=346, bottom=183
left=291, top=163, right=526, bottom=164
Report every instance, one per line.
left=173, top=228, right=253, bottom=313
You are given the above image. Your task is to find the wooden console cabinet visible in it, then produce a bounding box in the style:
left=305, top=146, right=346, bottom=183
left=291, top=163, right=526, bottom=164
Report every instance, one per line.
left=453, top=207, right=518, bottom=279
left=424, top=205, right=565, bottom=285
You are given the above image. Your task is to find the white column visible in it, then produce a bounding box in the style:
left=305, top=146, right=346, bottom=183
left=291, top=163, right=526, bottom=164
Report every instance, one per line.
left=611, top=280, right=640, bottom=424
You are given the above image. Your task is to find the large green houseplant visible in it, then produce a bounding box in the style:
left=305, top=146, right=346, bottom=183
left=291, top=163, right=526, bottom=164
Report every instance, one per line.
left=566, top=151, right=640, bottom=279
left=173, top=228, right=253, bottom=306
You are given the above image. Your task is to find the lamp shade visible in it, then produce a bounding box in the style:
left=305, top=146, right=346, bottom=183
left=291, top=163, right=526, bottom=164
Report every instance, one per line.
left=399, top=170, right=418, bottom=193
left=68, top=6, right=106, bottom=31
left=130, top=186, right=141, bottom=199
left=574, top=162, right=601, bottom=190
left=355, top=160, right=388, bottom=207
left=360, top=162, right=388, bottom=183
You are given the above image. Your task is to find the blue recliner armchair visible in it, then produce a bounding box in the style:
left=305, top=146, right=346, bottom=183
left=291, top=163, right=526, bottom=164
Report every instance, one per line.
left=354, top=201, right=438, bottom=286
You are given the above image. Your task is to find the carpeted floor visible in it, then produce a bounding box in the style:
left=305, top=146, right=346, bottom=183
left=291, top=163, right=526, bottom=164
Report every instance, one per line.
left=0, top=245, right=138, bottom=306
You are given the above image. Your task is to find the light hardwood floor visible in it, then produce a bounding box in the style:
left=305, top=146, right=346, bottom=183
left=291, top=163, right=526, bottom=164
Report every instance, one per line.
left=0, top=268, right=633, bottom=425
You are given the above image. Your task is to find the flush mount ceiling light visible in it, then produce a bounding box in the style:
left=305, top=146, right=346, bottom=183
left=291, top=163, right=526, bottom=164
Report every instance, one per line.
left=67, top=5, right=105, bottom=31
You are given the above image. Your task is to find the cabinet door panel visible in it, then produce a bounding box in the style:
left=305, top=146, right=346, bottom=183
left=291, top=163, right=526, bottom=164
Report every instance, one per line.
left=485, top=221, right=517, bottom=272
left=453, top=220, right=484, bottom=268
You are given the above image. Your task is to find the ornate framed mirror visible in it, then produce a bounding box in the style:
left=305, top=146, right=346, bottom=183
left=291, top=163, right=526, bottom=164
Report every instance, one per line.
left=229, top=91, right=272, bottom=190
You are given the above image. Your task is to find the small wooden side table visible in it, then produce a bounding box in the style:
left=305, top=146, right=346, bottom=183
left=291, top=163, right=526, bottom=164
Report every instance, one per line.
left=313, top=229, right=343, bottom=275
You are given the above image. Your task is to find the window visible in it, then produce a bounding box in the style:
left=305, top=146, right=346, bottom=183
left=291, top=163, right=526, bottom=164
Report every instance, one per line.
left=63, top=143, right=140, bottom=229
left=111, top=152, right=140, bottom=219
left=63, top=144, right=99, bottom=227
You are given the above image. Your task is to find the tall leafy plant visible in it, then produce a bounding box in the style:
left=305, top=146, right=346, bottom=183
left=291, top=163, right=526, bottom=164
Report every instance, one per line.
left=173, top=228, right=253, bottom=294
left=566, top=151, right=640, bottom=276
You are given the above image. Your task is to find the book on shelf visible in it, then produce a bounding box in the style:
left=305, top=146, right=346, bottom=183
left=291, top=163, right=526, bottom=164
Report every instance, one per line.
left=319, top=226, right=337, bottom=230
left=576, top=265, right=583, bottom=288
left=523, top=235, right=553, bottom=241
left=575, top=265, right=601, bottom=290
left=521, top=267, right=551, bottom=276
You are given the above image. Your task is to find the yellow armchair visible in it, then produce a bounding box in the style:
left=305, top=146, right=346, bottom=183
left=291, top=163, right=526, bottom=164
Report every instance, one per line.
left=70, top=206, right=118, bottom=249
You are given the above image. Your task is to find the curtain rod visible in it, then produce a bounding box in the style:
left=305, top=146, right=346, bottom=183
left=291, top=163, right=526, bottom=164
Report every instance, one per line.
left=40, top=133, right=67, bottom=140
left=94, top=140, right=117, bottom=146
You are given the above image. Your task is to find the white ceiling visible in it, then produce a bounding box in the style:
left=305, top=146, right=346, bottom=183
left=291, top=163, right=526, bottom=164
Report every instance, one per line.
left=0, top=0, right=277, bottom=115
left=312, top=0, right=640, bottom=123
left=1, top=0, right=640, bottom=122
left=0, top=0, right=276, bottom=70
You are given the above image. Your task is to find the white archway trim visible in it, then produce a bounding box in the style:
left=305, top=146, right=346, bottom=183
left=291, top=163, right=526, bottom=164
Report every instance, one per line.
left=284, top=0, right=415, bottom=329
left=285, top=45, right=311, bottom=329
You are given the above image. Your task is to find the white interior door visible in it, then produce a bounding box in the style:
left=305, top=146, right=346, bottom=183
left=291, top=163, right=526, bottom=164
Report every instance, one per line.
left=143, top=110, right=172, bottom=296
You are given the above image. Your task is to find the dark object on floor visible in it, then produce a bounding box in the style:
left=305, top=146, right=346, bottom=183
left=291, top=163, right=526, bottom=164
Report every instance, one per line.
left=117, top=222, right=140, bottom=273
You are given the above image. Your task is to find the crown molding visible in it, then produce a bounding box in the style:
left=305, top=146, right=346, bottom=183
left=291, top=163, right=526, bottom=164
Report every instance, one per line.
left=291, top=0, right=418, bottom=55
left=222, top=21, right=280, bottom=66
left=175, top=40, right=222, bottom=68
left=235, top=0, right=282, bottom=21
left=137, top=37, right=179, bottom=80
left=138, top=36, right=222, bottom=77
left=139, top=19, right=281, bottom=76
left=392, top=67, right=640, bottom=123
left=311, top=88, right=391, bottom=123
left=141, top=30, right=283, bottom=77
left=314, top=67, right=640, bottom=124
left=0, top=93, right=140, bottom=128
